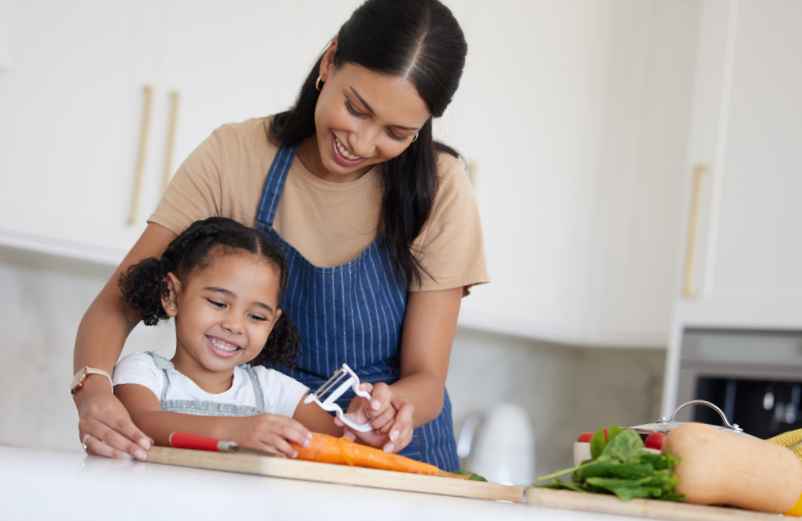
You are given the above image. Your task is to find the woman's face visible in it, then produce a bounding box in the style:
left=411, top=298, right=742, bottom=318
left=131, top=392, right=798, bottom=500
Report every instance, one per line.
left=309, top=44, right=431, bottom=182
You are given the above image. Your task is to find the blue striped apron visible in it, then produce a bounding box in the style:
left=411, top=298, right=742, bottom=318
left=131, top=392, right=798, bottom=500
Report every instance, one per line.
left=254, top=146, right=459, bottom=471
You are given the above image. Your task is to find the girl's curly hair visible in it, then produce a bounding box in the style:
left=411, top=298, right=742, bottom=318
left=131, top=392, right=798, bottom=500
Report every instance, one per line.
left=119, top=217, right=299, bottom=368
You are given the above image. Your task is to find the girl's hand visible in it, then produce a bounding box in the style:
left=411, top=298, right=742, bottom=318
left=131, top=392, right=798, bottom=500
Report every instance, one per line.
left=75, top=378, right=153, bottom=460
left=233, top=414, right=312, bottom=458
left=339, top=383, right=414, bottom=453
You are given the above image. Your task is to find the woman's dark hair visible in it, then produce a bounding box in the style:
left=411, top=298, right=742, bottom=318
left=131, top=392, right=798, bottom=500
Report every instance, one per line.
left=119, top=217, right=299, bottom=367
left=269, top=0, right=467, bottom=286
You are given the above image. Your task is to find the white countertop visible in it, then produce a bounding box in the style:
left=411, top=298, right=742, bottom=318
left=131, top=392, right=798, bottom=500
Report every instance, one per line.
left=2, top=445, right=639, bottom=521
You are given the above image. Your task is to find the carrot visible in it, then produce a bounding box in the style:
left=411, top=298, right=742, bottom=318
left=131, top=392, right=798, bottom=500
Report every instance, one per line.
left=293, top=433, right=442, bottom=476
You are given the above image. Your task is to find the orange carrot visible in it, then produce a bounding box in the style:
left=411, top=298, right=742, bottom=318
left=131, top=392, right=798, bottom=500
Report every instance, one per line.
left=293, top=433, right=442, bottom=476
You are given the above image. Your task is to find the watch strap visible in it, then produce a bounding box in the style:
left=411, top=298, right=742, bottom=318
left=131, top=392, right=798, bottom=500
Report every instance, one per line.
left=71, top=366, right=113, bottom=395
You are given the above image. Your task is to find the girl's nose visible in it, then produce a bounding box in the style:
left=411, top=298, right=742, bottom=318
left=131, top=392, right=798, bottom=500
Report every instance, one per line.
left=221, top=315, right=243, bottom=335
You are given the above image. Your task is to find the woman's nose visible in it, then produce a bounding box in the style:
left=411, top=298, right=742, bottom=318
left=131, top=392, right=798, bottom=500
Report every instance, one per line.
left=349, top=126, right=380, bottom=157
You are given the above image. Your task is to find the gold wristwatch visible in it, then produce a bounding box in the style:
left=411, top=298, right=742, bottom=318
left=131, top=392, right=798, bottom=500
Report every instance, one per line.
left=70, top=366, right=113, bottom=395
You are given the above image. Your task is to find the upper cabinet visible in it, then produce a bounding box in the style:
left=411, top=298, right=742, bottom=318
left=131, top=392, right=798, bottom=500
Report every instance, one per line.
left=0, top=2, right=168, bottom=263
left=453, top=1, right=701, bottom=347
left=673, top=0, right=802, bottom=329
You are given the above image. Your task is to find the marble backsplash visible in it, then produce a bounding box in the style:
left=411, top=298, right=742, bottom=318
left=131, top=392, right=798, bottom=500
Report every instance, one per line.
left=0, top=245, right=665, bottom=475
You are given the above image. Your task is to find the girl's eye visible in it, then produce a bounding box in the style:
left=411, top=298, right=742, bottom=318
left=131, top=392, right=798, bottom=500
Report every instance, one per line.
left=345, top=99, right=367, bottom=118
left=206, top=299, right=225, bottom=309
left=250, top=314, right=268, bottom=322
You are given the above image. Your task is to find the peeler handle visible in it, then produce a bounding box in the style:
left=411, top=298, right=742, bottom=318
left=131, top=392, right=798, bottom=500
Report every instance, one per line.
left=336, top=410, right=373, bottom=433
left=169, top=432, right=238, bottom=452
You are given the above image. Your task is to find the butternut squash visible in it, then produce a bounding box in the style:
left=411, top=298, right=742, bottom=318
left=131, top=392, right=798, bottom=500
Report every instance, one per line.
left=663, top=422, right=802, bottom=514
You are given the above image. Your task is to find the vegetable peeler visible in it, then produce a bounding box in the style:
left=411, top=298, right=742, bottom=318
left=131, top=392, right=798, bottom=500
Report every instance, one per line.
left=304, top=363, right=373, bottom=432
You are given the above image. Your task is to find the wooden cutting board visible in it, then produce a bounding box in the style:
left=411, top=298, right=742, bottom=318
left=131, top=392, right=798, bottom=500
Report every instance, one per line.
left=527, top=488, right=794, bottom=521
left=147, top=446, right=525, bottom=503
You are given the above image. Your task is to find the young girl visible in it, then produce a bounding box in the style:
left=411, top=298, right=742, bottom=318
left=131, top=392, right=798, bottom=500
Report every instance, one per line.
left=112, top=217, right=384, bottom=457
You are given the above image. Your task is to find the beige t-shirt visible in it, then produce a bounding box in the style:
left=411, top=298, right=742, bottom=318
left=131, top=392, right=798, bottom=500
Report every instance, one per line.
left=149, top=117, right=488, bottom=293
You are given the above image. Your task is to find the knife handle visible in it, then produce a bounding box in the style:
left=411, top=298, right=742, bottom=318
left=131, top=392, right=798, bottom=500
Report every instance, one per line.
left=169, top=432, right=238, bottom=452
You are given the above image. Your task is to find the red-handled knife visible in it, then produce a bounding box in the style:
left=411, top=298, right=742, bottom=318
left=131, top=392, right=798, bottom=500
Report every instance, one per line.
left=169, top=432, right=239, bottom=452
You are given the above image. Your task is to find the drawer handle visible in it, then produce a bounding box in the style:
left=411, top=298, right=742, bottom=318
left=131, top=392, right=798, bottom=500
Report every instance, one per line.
left=682, top=164, right=707, bottom=299
left=128, top=85, right=153, bottom=226
left=161, top=90, right=180, bottom=193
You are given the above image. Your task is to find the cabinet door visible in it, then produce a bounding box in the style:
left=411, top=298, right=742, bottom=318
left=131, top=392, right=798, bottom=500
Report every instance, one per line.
left=677, top=0, right=802, bottom=327
left=158, top=1, right=363, bottom=175
left=451, top=0, right=699, bottom=347
left=0, top=2, right=165, bottom=262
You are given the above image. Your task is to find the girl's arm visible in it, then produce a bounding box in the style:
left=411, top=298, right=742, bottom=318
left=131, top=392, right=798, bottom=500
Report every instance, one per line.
left=115, top=384, right=315, bottom=457
left=73, top=223, right=178, bottom=459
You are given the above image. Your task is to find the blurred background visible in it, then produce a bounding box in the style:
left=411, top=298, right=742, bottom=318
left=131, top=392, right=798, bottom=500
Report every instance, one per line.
left=1, top=0, right=801, bottom=483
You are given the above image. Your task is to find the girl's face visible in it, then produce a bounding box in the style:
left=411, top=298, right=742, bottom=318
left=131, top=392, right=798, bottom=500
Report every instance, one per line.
left=306, top=43, right=431, bottom=182
left=165, top=249, right=282, bottom=384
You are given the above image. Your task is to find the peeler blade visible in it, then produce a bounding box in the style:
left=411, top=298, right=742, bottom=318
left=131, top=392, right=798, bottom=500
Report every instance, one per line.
left=304, top=363, right=373, bottom=432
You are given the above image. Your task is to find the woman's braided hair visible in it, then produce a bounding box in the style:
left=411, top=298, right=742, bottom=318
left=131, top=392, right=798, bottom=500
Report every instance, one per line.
left=119, top=217, right=299, bottom=368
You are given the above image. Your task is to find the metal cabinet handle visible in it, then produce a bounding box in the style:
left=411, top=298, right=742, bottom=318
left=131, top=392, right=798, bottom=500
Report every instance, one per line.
left=161, top=90, right=180, bottom=193
left=681, top=164, right=707, bottom=299
left=128, top=85, right=153, bottom=226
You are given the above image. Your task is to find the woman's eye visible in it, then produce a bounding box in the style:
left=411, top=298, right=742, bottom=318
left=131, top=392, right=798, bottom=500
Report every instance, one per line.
left=345, top=99, right=367, bottom=118
left=206, top=299, right=225, bottom=309
left=386, top=129, right=407, bottom=142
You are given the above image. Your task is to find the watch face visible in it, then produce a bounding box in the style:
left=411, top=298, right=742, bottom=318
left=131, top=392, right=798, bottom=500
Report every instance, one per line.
left=71, top=368, right=87, bottom=393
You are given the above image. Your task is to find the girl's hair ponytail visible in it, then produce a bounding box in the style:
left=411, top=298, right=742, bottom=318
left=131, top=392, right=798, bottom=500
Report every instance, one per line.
left=119, top=257, right=170, bottom=326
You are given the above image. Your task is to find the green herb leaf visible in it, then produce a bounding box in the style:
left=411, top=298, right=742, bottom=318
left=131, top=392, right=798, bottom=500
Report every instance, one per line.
left=533, top=426, right=683, bottom=503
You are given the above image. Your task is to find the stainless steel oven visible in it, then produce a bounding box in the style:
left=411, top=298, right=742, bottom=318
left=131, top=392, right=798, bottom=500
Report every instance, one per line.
left=676, top=328, right=802, bottom=438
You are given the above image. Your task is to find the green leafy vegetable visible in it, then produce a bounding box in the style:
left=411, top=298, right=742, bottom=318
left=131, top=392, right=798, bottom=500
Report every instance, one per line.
left=534, top=426, right=683, bottom=502
left=455, top=470, right=487, bottom=482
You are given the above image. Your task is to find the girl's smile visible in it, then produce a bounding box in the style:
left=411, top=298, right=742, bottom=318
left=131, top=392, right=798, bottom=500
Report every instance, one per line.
left=205, top=334, right=244, bottom=358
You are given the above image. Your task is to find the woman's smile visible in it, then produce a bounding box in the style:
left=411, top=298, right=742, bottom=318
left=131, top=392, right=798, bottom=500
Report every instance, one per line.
left=331, top=132, right=365, bottom=167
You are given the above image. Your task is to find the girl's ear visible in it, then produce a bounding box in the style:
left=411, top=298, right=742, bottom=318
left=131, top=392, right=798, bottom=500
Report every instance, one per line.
left=319, top=39, right=337, bottom=81
left=161, top=272, right=182, bottom=317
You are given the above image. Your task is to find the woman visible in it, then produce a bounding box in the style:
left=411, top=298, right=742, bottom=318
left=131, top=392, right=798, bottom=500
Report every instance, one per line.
left=73, top=0, right=486, bottom=471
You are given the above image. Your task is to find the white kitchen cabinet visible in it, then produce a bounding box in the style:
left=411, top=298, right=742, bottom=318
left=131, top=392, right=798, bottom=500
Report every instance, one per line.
left=155, top=1, right=364, bottom=173
left=452, top=1, right=701, bottom=348
left=0, top=2, right=169, bottom=264
left=663, top=0, right=802, bottom=414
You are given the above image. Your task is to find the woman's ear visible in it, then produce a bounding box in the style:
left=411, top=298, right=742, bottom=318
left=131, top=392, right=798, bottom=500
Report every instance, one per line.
left=161, top=272, right=182, bottom=317
left=319, top=39, right=338, bottom=81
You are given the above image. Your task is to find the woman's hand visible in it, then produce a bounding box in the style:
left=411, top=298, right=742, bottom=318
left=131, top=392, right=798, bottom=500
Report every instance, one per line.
left=340, top=383, right=414, bottom=453
left=232, top=414, right=312, bottom=458
left=75, top=378, right=153, bottom=460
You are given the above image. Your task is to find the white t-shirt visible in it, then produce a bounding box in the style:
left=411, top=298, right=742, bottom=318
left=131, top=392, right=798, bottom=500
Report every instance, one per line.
left=113, top=352, right=308, bottom=417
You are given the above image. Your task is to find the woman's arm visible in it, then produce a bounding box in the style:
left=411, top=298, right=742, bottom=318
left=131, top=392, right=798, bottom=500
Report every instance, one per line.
left=73, top=223, right=177, bottom=459
left=347, top=287, right=461, bottom=453
left=392, top=287, right=462, bottom=425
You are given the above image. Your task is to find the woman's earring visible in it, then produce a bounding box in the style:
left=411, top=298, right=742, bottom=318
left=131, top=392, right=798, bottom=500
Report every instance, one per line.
left=315, top=75, right=324, bottom=91
left=411, top=132, right=419, bottom=143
